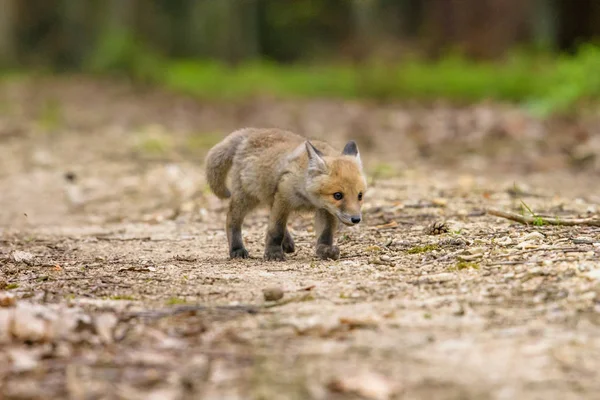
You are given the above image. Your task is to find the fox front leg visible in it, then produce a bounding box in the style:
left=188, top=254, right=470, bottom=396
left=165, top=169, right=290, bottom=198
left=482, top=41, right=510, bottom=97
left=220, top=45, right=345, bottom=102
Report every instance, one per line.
left=315, top=209, right=340, bottom=260
left=264, top=196, right=290, bottom=261
left=282, top=229, right=295, bottom=253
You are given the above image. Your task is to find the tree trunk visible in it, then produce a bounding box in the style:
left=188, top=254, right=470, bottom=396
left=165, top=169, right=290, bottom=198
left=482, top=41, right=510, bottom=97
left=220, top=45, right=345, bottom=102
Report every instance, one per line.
left=0, top=0, right=17, bottom=66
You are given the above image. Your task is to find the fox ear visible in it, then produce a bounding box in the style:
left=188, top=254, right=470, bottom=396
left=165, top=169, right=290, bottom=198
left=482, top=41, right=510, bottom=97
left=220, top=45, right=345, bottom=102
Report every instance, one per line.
left=305, top=141, right=327, bottom=174
left=342, top=140, right=361, bottom=165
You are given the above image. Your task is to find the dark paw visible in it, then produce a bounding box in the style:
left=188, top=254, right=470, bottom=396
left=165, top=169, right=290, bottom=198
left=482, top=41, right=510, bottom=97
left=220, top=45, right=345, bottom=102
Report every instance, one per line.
left=316, top=244, right=340, bottom=260
left=230, top=247, right=249, bottom=259
left=282, top=234, right=296, bottom=254
left=264, top=246, right=286, bottom=261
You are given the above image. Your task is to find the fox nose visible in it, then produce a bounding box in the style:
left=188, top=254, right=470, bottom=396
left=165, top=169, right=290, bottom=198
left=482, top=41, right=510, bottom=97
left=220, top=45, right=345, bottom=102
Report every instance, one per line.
left=350, top=216, right=361, bottom=224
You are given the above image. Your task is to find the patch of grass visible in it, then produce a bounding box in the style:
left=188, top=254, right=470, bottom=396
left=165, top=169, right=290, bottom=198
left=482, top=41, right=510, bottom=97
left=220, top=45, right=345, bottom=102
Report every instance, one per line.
left=37, top=98, right=63, bottom=132
left=109, top=294, right=135, bottom=301
left=166, top=297, right=187, bottom=305
left=519, top=198, right=546, bottom=226
left=154, top=46, right=600, bottom=115
left=365, top=245, right=383, bottom=253
left=6, top=283, right=19, bottom=290
left=11, top=43, right=600, bottom=116
left=133, top=126, right=175, bottom=156
left=449, top=261, right=481, bottom=271
left=87, top=28, right=164, bottom=83
left=369, top=162, right=397, bottom=180
left=533, top=216, right=546, bottom=226
left=185, top=132, right=223, bottom=153
left=406, top=244, right=440, bottom=254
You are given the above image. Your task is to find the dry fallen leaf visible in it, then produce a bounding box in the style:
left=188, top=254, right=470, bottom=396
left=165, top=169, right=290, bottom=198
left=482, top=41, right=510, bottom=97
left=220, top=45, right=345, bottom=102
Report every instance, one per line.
left=0, top=291, right=16, bottom=307
left=94, top=312, right=118, bottom=344
left=339, top=316, right=379, bottom=330
left=9, top=348, right=41, bottom=373
left=373, top=221, right=398, bottom=229
left=0, top=309, right=13, bottom=343
left=328, top=371, right=399, bottom=400
left=11, top=306, right=49, bottom=342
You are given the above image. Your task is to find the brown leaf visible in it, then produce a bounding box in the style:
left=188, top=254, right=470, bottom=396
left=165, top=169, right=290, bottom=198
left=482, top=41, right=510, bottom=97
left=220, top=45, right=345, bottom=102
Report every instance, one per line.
left=328, top=371, right=399, bottom=400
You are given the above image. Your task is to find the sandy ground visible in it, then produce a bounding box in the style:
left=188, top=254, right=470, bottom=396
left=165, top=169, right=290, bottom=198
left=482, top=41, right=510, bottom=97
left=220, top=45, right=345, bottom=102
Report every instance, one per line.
left=1, top=77, right=600, bottom=399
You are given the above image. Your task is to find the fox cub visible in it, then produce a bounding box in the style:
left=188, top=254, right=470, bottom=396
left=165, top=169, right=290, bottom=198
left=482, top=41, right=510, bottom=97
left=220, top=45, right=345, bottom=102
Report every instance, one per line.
left=205, top=128, right=366, bottom=261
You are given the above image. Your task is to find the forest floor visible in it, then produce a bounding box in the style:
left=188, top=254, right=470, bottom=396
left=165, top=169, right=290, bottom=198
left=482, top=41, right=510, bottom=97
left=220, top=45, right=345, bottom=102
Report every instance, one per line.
left=2, top=77, right=600, bottom=399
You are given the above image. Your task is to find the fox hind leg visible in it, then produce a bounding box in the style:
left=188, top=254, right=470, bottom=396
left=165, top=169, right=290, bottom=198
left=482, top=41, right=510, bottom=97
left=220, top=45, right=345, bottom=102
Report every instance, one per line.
left=227, top=195, right=258, bottom=259
left=315, top=209, right=340, bottom=260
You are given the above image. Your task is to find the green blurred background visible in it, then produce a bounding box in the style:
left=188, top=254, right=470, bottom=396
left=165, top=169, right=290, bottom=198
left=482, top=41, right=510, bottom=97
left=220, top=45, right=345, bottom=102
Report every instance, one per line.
left=1, top=0, right=600, bottom=115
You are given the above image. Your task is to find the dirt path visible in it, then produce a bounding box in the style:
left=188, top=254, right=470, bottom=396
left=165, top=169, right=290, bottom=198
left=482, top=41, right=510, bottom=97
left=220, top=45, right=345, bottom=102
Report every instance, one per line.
left=1, top=78, right=600, bottom=399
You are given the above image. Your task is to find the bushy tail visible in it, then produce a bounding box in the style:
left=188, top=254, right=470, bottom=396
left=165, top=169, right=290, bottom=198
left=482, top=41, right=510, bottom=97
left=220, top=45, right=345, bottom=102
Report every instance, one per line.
left=204, top=129, right=248, bottom=199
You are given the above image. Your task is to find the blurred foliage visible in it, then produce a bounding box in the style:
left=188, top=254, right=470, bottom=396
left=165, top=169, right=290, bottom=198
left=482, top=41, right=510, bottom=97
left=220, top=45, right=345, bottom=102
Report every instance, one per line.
left=2, top=0, right=600, bottom=115
left=144, top=45, right=599, bottom=116
left=528, top=44, right=600, bottom=116
left=88, top=29, right=165, bottom=83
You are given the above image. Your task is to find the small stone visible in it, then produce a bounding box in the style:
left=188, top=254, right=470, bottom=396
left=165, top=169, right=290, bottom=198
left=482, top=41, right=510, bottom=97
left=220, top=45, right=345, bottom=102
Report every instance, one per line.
left=11, top=251, right=35, bottom=265
left=496, top=236, right=513, bottom=246
left=522, top=231, right=545, bottom=241
left=263, top=287, right=284, bottom=302
left=432, top=198, right=448, bottom=207
left=516, top=240, right=537, bottom=249
left=585, top=270, right=600, bottom=281
left=452, top=303, right=466, bottom=316
left=572, top=237, right=594, bottom=245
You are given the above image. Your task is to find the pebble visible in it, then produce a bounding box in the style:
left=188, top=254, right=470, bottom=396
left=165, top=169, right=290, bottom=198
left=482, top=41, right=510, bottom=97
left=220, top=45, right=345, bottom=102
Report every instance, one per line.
left=11, top=251, right=35, bottom=265
left=263, top=287, right=284, bottom=302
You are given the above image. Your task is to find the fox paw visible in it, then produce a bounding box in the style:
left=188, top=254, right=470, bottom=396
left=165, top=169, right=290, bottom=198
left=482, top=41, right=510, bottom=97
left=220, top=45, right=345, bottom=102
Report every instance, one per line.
left=230, top=247, right=249, bottom=259
left=282, top=234, right=296, bottom=254
left=316, top=244, right=340, bottom=260
left=264, top=247, right=286, bottom=261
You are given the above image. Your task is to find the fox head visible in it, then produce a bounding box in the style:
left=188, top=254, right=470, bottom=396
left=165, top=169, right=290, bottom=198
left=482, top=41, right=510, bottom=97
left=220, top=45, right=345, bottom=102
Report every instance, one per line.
left=304, top=140, right=367, bottom=226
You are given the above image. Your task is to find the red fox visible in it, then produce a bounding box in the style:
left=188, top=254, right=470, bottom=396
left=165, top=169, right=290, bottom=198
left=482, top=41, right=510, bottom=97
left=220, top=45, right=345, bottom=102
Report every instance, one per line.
left=205, top=128, right=366, bottom=261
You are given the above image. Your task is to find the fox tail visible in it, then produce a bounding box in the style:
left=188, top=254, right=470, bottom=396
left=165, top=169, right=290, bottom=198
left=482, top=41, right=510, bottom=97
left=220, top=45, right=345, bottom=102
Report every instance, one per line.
left=204, top=129, right=249, bottom=199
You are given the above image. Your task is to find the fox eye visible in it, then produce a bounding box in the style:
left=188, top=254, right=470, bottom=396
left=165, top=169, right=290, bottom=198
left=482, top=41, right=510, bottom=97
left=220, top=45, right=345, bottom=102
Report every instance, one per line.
left=333, top=192, right=343, bottom=200
left=358, top=192, right=363, bottom=201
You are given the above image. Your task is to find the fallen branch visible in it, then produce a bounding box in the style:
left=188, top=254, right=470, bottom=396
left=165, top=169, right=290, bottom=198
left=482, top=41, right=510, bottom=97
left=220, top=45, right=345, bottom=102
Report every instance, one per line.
left=487, top=209, right=600, bottom=227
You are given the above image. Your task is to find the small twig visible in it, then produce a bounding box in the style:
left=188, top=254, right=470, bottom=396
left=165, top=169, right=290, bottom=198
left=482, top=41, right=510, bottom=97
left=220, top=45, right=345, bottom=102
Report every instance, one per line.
left=488, top=258, right=573, bottom=266
left=487, top=209, right=600, bottom=227
left=263, top=293, right=314, bottom=309
left=125, top=304, right=261, bottom=320
left=95, top=236, right=152, bottom=241
left=506, top=188, right=548, bottom=199
left=420, top=249, right=465, bottom=268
